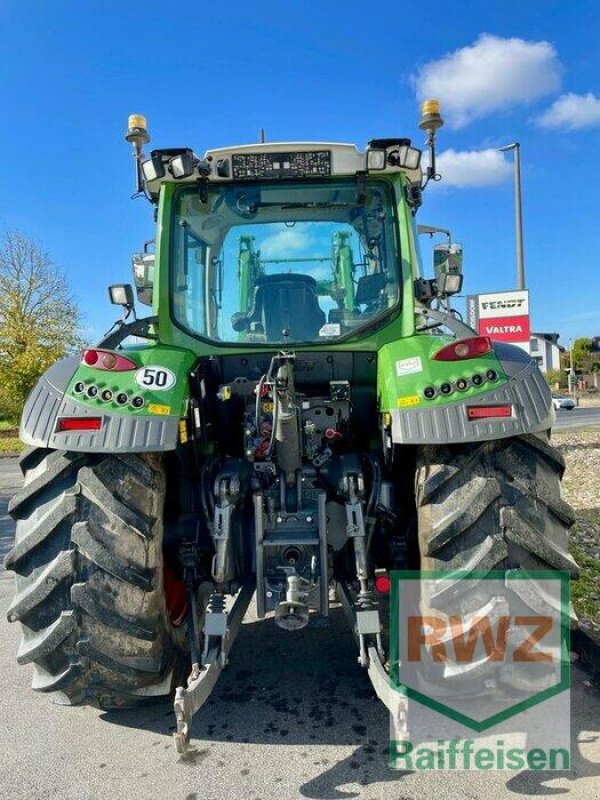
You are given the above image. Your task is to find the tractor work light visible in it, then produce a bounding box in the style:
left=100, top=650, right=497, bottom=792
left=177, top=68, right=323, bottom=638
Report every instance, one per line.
left=142, top=156, right=165, bottom=182
left=56, top=417, right=103, bottom=432
left=169, top=151, right=197, bottom=179
left=81, top=349, right=137, bottom=371
left=467, top=405, right=512, bottom=420
left=109, top=283, right=135, bottom=308
left=396, top=144, right=421, bottom=169
left=367, top=149, right=386, bottom=170
left=433, top=336, right=492, bottom=361
left=438, top=272, right=463, bottom=295
left=387, top=145, right=422, bottom=170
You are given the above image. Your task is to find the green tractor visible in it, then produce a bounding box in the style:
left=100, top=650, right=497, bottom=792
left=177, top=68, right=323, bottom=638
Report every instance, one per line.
left=5, top=102, right=577, bottom=752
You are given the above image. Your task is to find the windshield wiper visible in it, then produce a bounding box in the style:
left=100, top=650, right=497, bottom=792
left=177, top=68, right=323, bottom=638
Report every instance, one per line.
left=236, top=197, right=354, bottom=213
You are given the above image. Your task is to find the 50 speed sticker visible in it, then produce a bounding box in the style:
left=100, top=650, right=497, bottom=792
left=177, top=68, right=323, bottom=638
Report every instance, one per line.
left=135, top=366, right=176, bottom=391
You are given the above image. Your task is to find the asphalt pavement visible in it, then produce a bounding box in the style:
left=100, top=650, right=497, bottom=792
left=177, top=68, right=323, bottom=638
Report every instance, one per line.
left=0, top=457, right=598, bottom=800
left=552, top=406, right=600, bottom=431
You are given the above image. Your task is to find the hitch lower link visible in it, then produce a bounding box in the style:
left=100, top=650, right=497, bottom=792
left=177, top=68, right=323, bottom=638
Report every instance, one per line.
left=339, top=473, right=409, bottom=739
left=336, top=579, right=408, bottom=741
left=173, top=474, right=252, bottom=755
left=173, top=582, right=254, bottom=754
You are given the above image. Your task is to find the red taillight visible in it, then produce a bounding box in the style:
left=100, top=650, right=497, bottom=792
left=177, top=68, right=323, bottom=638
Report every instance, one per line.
left=83, top=349, right=98, bottom=366
left=56, top=417, right=103, bottom=432
left=433, top=336, right=492, bottom=361
left=375, top=573, right=392, bottom=594
left=467, top=405, right=512, bottom=420
left=81, top=349, right=137, bottom=371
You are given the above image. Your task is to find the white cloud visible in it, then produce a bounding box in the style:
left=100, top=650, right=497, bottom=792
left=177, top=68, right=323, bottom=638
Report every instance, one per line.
left=414, top=34, right=561, bottom=128
left=431, top=149, right=513, bottom=188
left=537, top=92, right=600, bottom=130
left=259, top=229, right=314, bottom=259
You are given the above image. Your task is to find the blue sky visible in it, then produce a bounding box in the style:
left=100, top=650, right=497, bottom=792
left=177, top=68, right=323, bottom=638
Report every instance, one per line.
left=0, top=0, right=598, bottom=344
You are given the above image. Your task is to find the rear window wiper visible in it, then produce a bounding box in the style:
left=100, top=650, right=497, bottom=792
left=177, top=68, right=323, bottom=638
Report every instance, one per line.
left=279, top=201, right=353, bottom=209
left=236, top=196, right=354, bottom=213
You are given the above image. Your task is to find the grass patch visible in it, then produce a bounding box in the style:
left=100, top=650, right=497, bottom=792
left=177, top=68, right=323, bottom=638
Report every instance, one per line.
left=0, top=419, right=21, bottom=455
left=570, top=540, right=600, bottom=626
left=0, top=419, right=18, bottom=432
left=0, top=435, right=24, bottom=455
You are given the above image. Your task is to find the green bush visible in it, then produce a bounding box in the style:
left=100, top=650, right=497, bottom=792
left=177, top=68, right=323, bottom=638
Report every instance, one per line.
left=545, top=368, right=564, bottom=388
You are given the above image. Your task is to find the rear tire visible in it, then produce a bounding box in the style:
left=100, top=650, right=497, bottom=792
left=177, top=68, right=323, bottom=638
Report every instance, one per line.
left=414, top=433, right=578, bottom=694
left=5, top=448, right=186, bottom=708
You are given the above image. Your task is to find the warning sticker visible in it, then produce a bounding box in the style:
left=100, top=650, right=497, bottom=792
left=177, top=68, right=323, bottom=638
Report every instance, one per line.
left=319, top=323, right=341, bottom=337
left=148, top=403, right=171, bottom=416
left=395, top=356, right=423, bottom=377
left=397, top=395, right=420, bottom=408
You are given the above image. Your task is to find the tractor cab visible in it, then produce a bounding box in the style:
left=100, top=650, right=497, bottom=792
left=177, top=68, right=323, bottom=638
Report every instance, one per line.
left=169, top=175, right=401, bottom=346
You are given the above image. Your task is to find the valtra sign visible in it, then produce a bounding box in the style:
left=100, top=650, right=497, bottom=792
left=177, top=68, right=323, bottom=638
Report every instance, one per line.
left=466, top=290, right=530, bottom=354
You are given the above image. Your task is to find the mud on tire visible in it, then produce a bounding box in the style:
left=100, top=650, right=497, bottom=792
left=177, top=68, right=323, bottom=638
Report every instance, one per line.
left=414, top=433, right=579, bottom=695
left=5, top=448, right=185, bottom=708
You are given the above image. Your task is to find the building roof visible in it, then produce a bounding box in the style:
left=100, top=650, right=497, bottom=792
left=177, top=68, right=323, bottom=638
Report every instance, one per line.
left=531, top=332, right=560, bottom=344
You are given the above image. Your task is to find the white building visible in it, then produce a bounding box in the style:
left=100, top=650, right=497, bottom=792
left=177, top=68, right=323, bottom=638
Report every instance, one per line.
left=530, top=332, right=562, bottom=373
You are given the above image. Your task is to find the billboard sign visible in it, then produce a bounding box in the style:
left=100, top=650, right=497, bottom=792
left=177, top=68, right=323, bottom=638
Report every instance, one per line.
left=467, top=290, right=530, bottom=354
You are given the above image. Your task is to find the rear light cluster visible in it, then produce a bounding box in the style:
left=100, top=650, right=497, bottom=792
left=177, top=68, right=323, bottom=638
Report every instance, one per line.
left=433, top=336, right=492, bottom=362
left=81, top=349, right=137, bottom=371
left=422, top=369, right=498, bottom=401
left=73, top=381, right=145, bottom=409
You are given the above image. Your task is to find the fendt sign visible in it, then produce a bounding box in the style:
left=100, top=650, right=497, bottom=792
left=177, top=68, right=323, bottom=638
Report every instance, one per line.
left=467, top=290, right=530, bottom=354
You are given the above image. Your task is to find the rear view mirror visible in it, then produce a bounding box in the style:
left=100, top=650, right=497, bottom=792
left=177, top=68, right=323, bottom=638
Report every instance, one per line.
left=433, top=243, right=463, bottom=296
left=108, top=283, right=135, bottom=308
left=132, top=252, right=155, bottom=306
left=231, top=312, right=250, bottom=332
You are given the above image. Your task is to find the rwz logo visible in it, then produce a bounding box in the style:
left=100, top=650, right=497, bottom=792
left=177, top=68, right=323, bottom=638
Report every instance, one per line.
left=408, top=614, right=554, bottom=664
left=390, top=571, right=570, bottom=733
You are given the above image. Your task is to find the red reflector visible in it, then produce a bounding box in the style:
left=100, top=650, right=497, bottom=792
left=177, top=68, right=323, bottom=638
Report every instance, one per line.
left=375, top=573, right=391, bottom=594
left=81, top=349, right=137, bottom=371
left=163, top=563, right=188, bottom=626
left=433, top=336, right=492, bottom=361
left=56, top=417, right=103, bottom=432
left=467, top=405, right=512, bottom=420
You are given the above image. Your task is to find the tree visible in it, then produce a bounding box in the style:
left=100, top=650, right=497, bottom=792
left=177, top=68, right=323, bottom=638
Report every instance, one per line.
left=0, top=231, right=82, bottom=421
left=571, top=337, right=593, bottom=372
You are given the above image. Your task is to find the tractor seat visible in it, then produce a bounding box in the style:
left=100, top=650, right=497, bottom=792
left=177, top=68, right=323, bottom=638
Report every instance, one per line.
left=248, top=273, right=326, bottom=342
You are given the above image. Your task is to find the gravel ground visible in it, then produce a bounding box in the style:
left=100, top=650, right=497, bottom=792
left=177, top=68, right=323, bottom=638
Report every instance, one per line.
left=553, top=428, right=600, bottom=642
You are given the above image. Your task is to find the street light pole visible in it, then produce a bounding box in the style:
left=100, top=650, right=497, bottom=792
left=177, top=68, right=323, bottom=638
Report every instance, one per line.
left=499, top=142, right=525, bottom=290
left=568, top=340, right=574, bottom=396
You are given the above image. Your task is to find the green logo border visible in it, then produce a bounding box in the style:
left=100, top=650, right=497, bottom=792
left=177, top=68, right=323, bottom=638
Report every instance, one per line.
left=389, top=570, right=570, bottom=732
